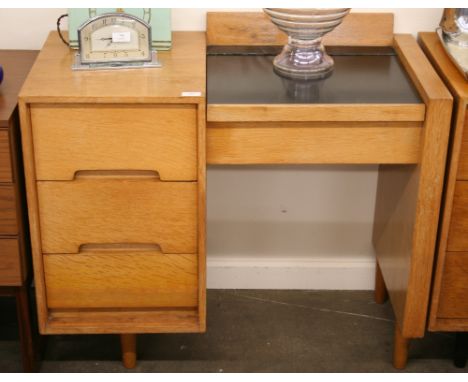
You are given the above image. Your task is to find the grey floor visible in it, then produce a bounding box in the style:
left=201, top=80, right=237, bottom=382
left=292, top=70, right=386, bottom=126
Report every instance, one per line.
left=0, top=290, right=466, bottom=372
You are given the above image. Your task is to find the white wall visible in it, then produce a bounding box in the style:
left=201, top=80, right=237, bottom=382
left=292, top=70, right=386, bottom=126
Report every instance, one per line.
left=0, top=8, right=444, bottom=289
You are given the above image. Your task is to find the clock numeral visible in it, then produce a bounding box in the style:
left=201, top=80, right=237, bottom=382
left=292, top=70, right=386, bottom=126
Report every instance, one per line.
left=102, top=19, right=107, bottom=25
left=140, top=33, right=145, bottom=39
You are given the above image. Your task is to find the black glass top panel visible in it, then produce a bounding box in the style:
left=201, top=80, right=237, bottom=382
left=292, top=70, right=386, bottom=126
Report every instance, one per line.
left=207, top=52, right=422, bottom=105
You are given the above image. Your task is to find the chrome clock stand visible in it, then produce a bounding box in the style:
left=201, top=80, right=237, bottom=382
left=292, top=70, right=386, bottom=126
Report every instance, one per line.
left=72, top=50, right=162, bottom=71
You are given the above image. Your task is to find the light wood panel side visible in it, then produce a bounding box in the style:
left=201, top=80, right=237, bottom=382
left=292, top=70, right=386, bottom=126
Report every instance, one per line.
left=207, top=104, right=425, bottom=123
left=197, top=102, right=207, bottom=331
left=18, top=100, right=49, bottom=333
left=0, top=239, right=21, bottom=286
left=206, top=12, right=393, bottom=47
left=37, top=179, right=198, bottom=255
left=44, top=252, right=198, bottom=309
left=31, top=104, right=198, bottom=181
left=373, top=35, right=453, bottom=338
left=207, top=122, right=422, bottom=165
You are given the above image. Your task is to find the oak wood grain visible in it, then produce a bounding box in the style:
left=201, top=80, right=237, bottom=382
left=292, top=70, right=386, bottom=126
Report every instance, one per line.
left=197, top=102, right=207, bottom=331
left=419, top=32, right=468, bottom=332
left=0, top=130, right=13, bottom=182
left=44, top=252, right=198, bottom=309
left=31, top=104, right=198, bottom=181
left=207, top=122, right=422, bottom=165
left=19, top=32, right=206, bottom=103
left=207, top=104, right=425, bottom=123
left=37, top=178, right=198, bottom=255
left=46, top=309, right=200, bottom=334
left=19, top=32, right=207, bottom=337
left=446, top=181, right=468, bottom=251
left=0, top=184, right=18, bottom=235
left=457, top=110, right=468, bottom=180
left=206, top=12, right=394, bottom=47
left=437, top=252, right=468, bottom=318
left=0, top=238, right=21, bottom=285
left=373, top=34, right=453, bottom=339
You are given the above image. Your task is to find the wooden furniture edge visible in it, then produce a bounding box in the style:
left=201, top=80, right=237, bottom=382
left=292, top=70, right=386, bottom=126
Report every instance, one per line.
left=427, top=110, right=467, bottom=329
left=197, top=102, right=207, bottom=332
left=18, top=99, right=49, bottom=334
left=389, top=34, right=452, bottom=338
left=418, top=32, right=468, bottom=100
left=207, top=104, right=425, bottom=123
left=206, top=12, right=394, bottom=47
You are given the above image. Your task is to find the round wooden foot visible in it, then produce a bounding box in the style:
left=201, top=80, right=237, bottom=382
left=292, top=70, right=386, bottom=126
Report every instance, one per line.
left=120, top=334, right=137, bottom=369
left=374, top=260, right=388, bottom=304
left=393, top=324, right=409, bottom=369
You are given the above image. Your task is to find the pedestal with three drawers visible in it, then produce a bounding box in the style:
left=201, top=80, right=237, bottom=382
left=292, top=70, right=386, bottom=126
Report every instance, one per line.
left=18, top=32, right=206, bottom=367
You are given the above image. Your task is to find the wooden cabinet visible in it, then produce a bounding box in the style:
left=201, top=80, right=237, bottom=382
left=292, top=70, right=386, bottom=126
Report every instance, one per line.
left=18, top=32, right=206, bottom=368
left=0, top=50, right=38, bottom=372
left=420, top=33, right=468, bottom=336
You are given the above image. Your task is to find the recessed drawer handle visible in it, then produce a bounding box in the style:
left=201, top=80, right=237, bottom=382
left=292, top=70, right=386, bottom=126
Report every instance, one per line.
left=78, top=243, right=163, bottom=253
left=74, top=170, right=160, bottom=180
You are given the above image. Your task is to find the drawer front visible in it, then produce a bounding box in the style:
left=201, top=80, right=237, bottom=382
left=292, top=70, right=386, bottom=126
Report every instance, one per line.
left=447, top=181, right=468, bottom=251
left=0, top=238, right=22, bottom=285
left=0, top=184, right=18, bottom=235
left=437, top=252, right=468, bottom=318
left=31, top=104, right=198, bottom=181
left=38, top=178, right=197, bottom=254
left=0, top=130, right=12, bottom=182
left=458, top=110, right=468, bottom=180
left=44, top=252, right=198, bottom=309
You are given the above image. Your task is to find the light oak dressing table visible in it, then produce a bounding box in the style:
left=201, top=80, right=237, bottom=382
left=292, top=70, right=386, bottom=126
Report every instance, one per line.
left=18, top=13, right=452, bottom=369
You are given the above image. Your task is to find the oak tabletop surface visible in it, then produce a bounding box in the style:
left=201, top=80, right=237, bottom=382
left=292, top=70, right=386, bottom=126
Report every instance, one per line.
left=20, top=32, right=206, bottom=103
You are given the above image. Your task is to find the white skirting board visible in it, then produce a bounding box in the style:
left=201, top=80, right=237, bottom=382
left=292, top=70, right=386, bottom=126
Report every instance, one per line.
left=206, top=256, right=376, bottom=290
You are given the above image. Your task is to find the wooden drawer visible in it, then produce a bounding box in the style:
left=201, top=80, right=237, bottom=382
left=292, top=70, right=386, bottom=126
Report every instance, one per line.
left=447, top=181, right=468, bottom=251
left=38, top=177, right=198, bottom=254
left=437, top=252, right=468, bottom=318
left=0, top=130, right=12, bottom=182
left=0, top=184, right=18, bottom=235
left=31, top=104, right=198, bottom=181
left=458, top=110, right=468, bottom=180
left=0, top=238, right=22, bottom=285
left=44, top=251, right=198, bottom=309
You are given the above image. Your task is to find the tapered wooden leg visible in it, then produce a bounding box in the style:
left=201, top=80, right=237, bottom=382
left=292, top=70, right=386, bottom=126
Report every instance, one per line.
left=15, top=285, right=37, bottom=372
left=120, top=334, right=137, bottom=369
left=454, top=332, right=467, bottom=368
left=393, top=324, right=409, bottom=369
left=374, top=260, right=388, bottom=304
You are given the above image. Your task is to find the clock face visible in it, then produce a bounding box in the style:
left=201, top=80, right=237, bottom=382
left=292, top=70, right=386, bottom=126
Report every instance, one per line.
left=78, top=13, right=151, bottom=64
